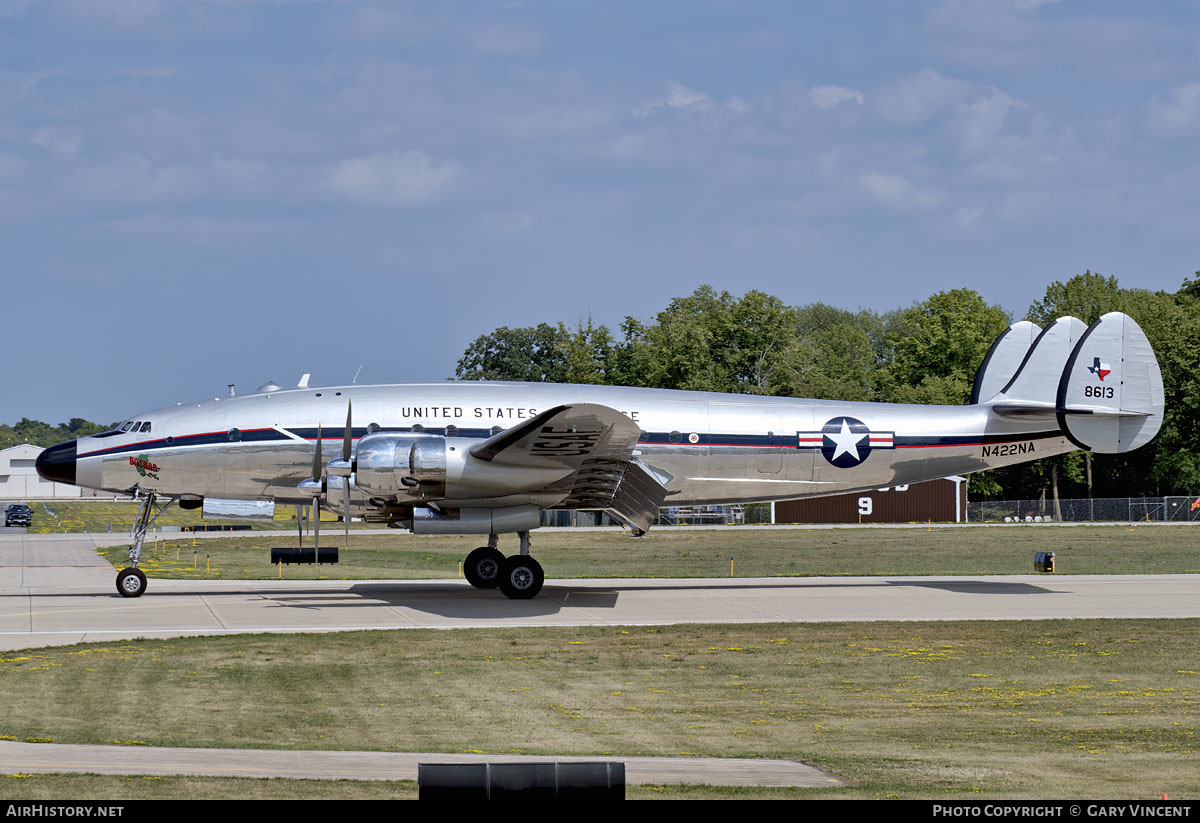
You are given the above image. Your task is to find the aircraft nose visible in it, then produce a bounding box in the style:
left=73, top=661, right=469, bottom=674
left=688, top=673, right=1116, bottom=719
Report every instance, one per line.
left=36, top=440, right=77, bottom=486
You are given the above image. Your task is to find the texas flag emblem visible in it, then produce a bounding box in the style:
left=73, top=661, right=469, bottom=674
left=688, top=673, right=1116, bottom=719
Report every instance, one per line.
left=1088, top=357, right=1112, bottom=381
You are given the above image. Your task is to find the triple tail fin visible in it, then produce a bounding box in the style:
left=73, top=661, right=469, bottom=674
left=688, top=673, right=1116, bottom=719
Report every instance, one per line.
left=974, top=312, right=1164, bottom=454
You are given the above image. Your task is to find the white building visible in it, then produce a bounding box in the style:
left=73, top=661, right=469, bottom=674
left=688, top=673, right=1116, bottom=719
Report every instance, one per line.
left=0, top=444, right=83, bottom=499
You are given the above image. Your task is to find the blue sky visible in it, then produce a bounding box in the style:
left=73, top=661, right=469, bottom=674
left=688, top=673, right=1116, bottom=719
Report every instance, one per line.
left=2, top=1, right=1198, bottom=424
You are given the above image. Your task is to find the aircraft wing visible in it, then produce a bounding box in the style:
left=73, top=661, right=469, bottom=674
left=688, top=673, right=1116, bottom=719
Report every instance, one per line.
left=469, top=403, right=642, bottom=466
left=468, top=404, right=669, bottom=531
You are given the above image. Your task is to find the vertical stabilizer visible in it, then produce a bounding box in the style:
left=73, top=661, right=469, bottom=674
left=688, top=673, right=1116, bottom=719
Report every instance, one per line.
left=1056, top=312, right=1164, bottom=453
left=987, top=316, right=1087, bottom=411
left=971, top=320, right=1042, bottom=404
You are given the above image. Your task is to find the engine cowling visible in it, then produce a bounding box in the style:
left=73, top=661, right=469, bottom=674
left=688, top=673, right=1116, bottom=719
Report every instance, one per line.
left=354, top=432, right=446, bottom=498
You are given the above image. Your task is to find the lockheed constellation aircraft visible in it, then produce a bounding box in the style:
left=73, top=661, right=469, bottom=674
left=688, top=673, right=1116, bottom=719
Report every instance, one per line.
left=36, top=311, right=1163, bottom=600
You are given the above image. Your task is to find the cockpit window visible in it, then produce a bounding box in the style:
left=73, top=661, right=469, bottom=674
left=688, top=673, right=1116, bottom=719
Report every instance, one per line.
left=120, top=422, right=132, bottom=432
left=140, top=422, right=151, bottom=433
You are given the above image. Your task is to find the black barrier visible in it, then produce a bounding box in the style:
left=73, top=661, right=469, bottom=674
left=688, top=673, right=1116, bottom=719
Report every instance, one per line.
left=418, top=762, right=624, bottom=800
left=270, top=547, right=339, bottom=565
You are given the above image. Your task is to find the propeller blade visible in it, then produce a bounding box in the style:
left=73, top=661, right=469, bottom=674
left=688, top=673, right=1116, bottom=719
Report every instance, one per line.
left=343, top=399, right=353, bottom=549
left=311, top=424, right=323, bottom=483
left=313, top=496, right=320, bottom=552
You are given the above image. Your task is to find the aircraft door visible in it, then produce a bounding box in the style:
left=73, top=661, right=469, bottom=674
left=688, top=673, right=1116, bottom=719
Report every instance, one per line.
left=786, top=406, right=816, bottom=484
left=757, top=413, right=783, bottom=475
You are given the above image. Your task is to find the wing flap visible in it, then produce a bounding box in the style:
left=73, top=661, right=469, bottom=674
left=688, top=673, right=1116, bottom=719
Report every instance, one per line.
left=559, top=458, right=671, bottom=533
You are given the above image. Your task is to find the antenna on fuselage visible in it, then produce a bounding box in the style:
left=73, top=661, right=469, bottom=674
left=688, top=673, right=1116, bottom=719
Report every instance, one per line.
left=352, top=364, right=364, bottom=384
left=297, top=373, right=310, bottom=389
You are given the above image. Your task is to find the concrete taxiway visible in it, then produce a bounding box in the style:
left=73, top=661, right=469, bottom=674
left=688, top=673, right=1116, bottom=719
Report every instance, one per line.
left=2, top=532, right=1199, bottom=651
left=0, top=740, right=842, bottom=787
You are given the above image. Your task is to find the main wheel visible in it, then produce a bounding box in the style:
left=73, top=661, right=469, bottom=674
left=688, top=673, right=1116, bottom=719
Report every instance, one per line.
left=464, top=546, right=504, bottom=589
left=498, top=555, right=544, bottom=600
left=116, top=567, right=147, bottom=598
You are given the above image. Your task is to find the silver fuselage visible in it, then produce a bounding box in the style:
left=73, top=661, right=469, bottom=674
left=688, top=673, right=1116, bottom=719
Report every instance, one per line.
left=71, top=382, right=1072, bottom=512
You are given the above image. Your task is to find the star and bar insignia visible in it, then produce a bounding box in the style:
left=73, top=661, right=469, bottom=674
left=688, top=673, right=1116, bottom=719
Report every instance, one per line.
left=797, top=416, right=895, bottom=468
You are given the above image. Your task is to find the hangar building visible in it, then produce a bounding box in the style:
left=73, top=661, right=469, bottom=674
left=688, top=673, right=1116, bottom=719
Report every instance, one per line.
left=0, top=444, right=83, bottom=499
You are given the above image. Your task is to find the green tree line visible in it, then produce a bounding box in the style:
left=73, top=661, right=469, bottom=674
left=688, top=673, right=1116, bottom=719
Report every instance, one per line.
left=456, top=272, right=1200, bottom=500
left=0, top=418, right=111, bottom=451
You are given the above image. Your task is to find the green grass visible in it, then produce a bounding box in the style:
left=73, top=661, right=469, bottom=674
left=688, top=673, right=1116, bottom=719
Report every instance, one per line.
left=95, top=523, right=1200, bottom=581
left=0, top=620, right=1197, bottom=799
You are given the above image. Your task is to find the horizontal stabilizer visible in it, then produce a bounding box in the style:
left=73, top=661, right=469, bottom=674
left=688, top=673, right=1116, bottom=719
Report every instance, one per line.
left=972, top=320, right=1042, bottom=404
left=1056, top=312, right=1164, bottom=453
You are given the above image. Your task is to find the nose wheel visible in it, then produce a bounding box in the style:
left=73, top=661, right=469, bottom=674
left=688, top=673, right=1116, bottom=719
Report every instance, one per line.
left=116, top=567, right=147, bottom=598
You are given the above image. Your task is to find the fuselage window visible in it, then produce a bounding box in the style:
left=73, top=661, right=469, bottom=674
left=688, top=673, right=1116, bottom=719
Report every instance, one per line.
left=669, top=430, right=683, bottom=444
left=445, top=425, right=458, bottom=437
left=228, top=428, right=242, bottom=442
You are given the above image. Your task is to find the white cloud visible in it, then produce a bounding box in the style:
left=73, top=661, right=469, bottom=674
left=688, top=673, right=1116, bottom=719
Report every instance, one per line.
left=665, top=81, right=710, bottom=110
left=327, top=151, right=461, bottom=206
left=31, top=128, right=83, bottom=158
left=952, top=205, right=985, bottom=232
left=859, top=172, right=940, bottom=211
left=808, top=85, right=865, bottom=109
left=1146, top=82, right=1200, bottom=137
left=634, top=81, right=713, bottom=116
left=872, top=69, right=972, bottom=126
left=949, top=88, right=1025, bottom=151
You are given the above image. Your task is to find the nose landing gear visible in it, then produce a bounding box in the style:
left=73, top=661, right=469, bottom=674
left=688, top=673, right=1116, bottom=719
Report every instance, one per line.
left=116, top=491, right=174, bottom=598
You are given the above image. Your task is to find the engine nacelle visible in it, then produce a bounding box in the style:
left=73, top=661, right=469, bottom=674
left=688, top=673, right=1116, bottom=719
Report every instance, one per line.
left=355, top=432, right=446, bottom=498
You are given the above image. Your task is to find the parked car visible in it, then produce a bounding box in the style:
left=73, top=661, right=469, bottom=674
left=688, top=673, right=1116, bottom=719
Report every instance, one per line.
left=5, top=504, right=32, bottom=527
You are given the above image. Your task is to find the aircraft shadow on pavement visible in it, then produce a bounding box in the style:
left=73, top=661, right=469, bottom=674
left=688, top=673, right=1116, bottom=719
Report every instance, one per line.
left=2, top=578, right=1058, bottom=621
left=887, top=580, right=1055, bottom=594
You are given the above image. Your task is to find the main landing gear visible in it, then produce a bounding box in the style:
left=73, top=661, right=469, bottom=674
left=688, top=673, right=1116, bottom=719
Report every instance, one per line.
left=116, top=491, right=174, bottom=598
left=463, top=531, right=544, bottom=600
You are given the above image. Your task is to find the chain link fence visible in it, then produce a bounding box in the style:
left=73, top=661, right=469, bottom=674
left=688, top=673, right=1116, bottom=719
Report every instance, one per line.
left=967, top=495, right=1200, bottom=523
